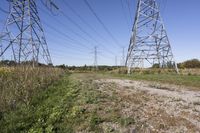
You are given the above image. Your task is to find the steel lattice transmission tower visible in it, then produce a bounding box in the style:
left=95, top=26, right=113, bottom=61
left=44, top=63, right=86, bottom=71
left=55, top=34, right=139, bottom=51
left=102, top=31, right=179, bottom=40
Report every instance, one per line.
left=94, top=46, right=98, bottom=70
left=0, top=0, right=57, bottom=66
left=125, top=0, right=179, bottom=73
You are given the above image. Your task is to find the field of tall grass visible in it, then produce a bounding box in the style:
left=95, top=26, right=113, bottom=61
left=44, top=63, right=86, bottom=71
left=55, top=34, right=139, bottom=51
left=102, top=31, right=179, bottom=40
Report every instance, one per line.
left=0, top=67, right=64, bottom=113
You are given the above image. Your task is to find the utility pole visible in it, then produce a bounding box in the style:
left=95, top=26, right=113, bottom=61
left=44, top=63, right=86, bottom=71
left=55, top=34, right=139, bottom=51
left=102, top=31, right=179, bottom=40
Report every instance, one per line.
left=126, top=0, right=179, bottom=74
left=0, top=0, right=58, bottom=66
left=94, top=46, right=98, bottom=70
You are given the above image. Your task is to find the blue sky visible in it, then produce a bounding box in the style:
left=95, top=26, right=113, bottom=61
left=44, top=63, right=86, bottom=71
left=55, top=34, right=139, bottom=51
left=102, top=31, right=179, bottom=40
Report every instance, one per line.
left=0, top=0, right=200, bottom=66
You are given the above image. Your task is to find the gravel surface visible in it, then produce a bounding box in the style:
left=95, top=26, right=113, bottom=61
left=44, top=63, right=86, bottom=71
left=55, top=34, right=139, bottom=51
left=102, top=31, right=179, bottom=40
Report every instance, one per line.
left=95, top=79, right=200, bottom=132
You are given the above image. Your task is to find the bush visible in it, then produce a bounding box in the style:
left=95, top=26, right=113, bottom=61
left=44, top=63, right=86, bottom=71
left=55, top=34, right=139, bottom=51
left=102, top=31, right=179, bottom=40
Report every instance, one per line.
left=178, top=59, right=200, bottom=68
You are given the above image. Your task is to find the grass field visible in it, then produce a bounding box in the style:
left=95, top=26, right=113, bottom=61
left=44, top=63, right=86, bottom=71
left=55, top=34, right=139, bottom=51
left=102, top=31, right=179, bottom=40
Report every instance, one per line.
left=110, top=73, right=200, bottom=90
left=0, top=69, right=200, bottom=132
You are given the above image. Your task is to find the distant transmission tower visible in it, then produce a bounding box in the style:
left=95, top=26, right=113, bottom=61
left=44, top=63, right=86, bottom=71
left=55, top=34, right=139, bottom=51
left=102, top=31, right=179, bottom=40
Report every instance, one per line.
left=115, top=56, right=118, bottom=66
left=94, top=46, right=98, bottom=70
left=125, top=0, right=179, bottom=73
left=121, top=47, right=125, bottom=66
left=0, top=0, right=58, bottom=66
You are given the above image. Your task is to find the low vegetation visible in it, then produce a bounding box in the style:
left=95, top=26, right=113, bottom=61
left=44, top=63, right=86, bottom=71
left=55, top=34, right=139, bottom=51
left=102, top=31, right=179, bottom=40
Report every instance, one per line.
left=178, top=59, right=200, bottom=68
left=0, top=73, right=137, bottom=132
left=0, top=61, right=200, bottom=132
left=110, top=72, right=200, bottom=89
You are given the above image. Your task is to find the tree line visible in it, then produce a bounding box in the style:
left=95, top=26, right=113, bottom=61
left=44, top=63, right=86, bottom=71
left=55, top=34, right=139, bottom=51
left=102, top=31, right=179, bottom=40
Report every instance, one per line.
left=1, top=59, right=200, bottom=69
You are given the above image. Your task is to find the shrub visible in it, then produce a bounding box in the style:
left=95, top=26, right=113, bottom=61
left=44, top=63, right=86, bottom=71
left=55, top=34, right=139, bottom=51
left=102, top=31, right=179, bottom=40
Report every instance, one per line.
left=178, top=59, right=200, bottom=68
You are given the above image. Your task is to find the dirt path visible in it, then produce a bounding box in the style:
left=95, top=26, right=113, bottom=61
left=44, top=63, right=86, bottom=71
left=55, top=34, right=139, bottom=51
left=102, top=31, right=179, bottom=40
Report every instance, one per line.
left=95, top=79, right=200, bottom=132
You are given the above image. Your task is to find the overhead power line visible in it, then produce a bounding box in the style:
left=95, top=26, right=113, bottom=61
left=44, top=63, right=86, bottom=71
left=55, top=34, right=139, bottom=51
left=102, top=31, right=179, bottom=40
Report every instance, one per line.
left=61, top=0, right=116, bottom=55
left=60, top=10, right=99, bottom=45
left=50, top=47, right=89, bottom=57
left=42, top=20, right=91, bottom=50
left=38, top=5, right=95, bottom=48
left=120, top=0, right=131, bottom=32
left=52, top=53, right=91, bottom=61
left=161, top=0, right=167, bottom=16
left=41, top=0, right=119, bottom=60
left=126, top=0, right=132, bottom=24
left=39, top=2, right=116, bottom=61
left=59, top=10, right=117, bottom=56
left=0, top=6, right=9, bottom=14
left=47, top=37, right=90, bottom=54
left=83, top=0, right=122, bottom=48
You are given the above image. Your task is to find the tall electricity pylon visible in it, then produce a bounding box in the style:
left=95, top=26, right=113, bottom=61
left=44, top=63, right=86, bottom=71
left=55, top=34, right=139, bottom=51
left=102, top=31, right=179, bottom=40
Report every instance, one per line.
left=0, top=0, right=58, bottom=66
left=125, top=0, right=179, bottom=74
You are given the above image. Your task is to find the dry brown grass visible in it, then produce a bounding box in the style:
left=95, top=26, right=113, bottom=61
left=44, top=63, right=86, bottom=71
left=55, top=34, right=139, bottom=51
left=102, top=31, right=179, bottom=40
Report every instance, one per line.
left=180, top=68, right=200, bottom=75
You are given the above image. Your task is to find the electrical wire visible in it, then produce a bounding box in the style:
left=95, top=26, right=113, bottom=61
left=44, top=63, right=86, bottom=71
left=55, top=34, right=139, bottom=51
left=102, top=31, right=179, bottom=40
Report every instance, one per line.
left=59, top=9, right=116, bottom=56
left=41, top=17, right=113, bottom=59
left=49, top=47, right=90, bottom=57
left=61, top=0, right=116, bottom=55
left=120, top=0, right=131, bottom=33
left=39, top=5, right=116, bottom=57
left=83, top=0, right=122, bottom=48
left=41, top=0, right=124, bottom=62
left=2, top=0, right=126, bottom=65
left=41, top=0, right=59, bottom=16
left=0, top=6, right=9, bottom=14
left=126, top=0, right=132, bottom=25
left=39, top=3, right=115, bottom=57
left=51, top=53, right=91, bottom=61
left=42, top=20, right=91, bottom=50
left=38, top=5, right=95, bottom=47
left=161, top=0, right=167, bottom=16
left=47, top=37, right=90, bottom=53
